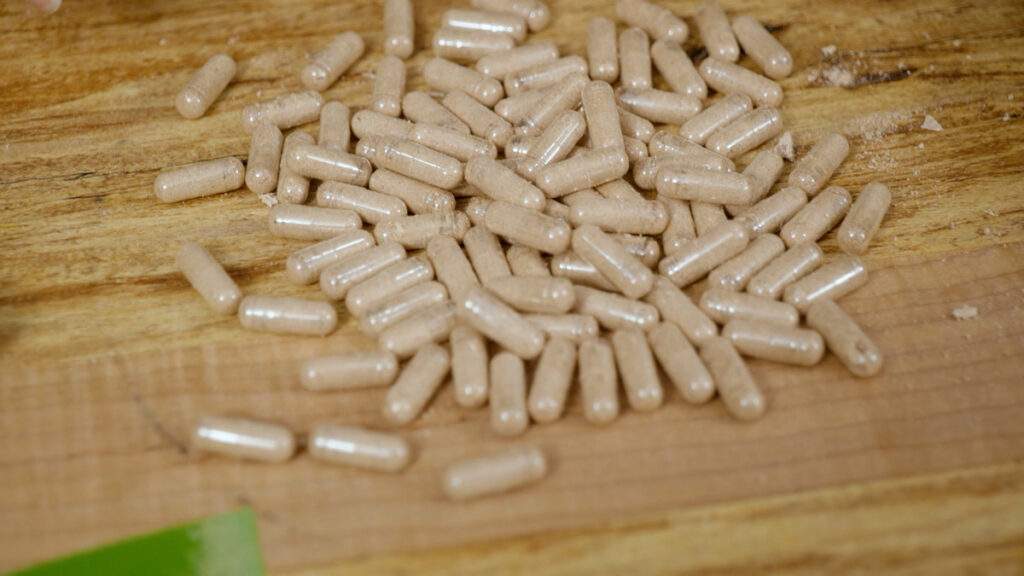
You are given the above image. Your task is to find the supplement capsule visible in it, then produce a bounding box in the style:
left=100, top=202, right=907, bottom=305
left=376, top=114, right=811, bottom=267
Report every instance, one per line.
left=287, top=142, right=371, bottom=186
left=176, top=242, right=243, bottom=316
left=490, top=352, right=529, bottom=437
left=360, top=281, right=449, bottom=336
left=411, top=123, right=497, bottom=162
left=346, top=255, right=433, bottom=316
left=582, top=81, right=624, bottom=151
left=648, top=323, right=715, bottom=403
left=245, top=123, right=283, bottom=194
left=659, top=221, right=751, bottom=287
left=691, top=202, right=728, bottom=236
left=268, top=204, right=362, bottom=240
left=382, top=343, right=451, bottom=425
left=708, top=233, right=785, bottom=291
left=443, top=446, right=548, bottom=501
left=618, top=107, right=656, bottom=142
left=526, top=313, right=599, bottom=342
left=723, top=318, right=824, bottom=366
left=432, top=28, right=516, bottom=62
left=550, top=251, right=617, bottom=291
left=615, top=0, right=688, bottom=44
left=579, top=337, right=620, bottom=425
left=700, top=288, right=799, bottom=327
left=731, top=15, right=793, bottom=79
left=309, top=425, right=411, bottom=472
left=806, top=299, right=883, bottom=377
left=369, top=169, right=456, bottom=214
left=644, top=275, right=717, bottom=344
left=561, top=188, right=603, bottom=206
left=780, top=185, right=852, bottom=247
left=735, top=186, right=808, bottom=237
left=587, top=18, right=619, bottom=83
left=319, top=101, right=352, bottom=151
left=528, top=336, right=576, bottom=423
left=700, top=57, right=783, bottom=108
left=619, top=28, right=652, bottom=90
left=495, top=89, right=548, bottom=124
left=746, top=242, right=823, bottom=300
left=694, top=0, right=739, bottom=62
left=484, top=200, right=572, bottom=254
left=505, top=56, right=589, bottom=95
left=278, top=131, right=316, bottom=204
left=464, top=226, right=512, bottom=284
left=488, top=275, right=575, bottom=314
left=611, top=329, right=664, bottom=411
left=650, top=39, right=706, bottom=99
left=788, top=133, right=850, bottom=196
left=466, top=196, right=493, bottom=226
left=319, top=242, right=407, bottom=300
left=443, top=8, right=527, bottom=41
left=154, top=157, right=245, bottom=203
left=575, top=285, right=660, bottom=331
left=517, top=110, right=587, bottom=180
left=705, top=107, right=784, bottom=159
left=648, top=131, right=732, bottom=165
left=516, top=72, right=588, bottom=138
left=241, top=91, right=324, bottom=133
left=402, top=91, right=471, bottom=134
left=615, top=234, right=661, bottom=269
left=303, top=31, right=365, bottom=91
left=458, top=286, right=547, bottom=359
left=379, top=301, right=457, bottom=359
left=176, top=54, right=236, bottom=119
left=507, top=245, right=549, bottom=276
left=633, top=155, right=732, bottom=190
left=572, top=225, right=654, bottom=299
left=316, top=181, right=407, bottom=225
left=192, top=415, right=295, bottom=463
left=726, top=149, right=784, bottom=216
left=450, top=325, right=489, bottom=408
left=660, top=197, right=696, bottom=255
left=383, top=0, right=414, bottom=58
left=537, top=146, right=630, bottom=198
left=238, top=295, right=338, bottom=336
left=623, top=136, right=649, bottom=164
left=699, top=337, right=766, bottom=421
left=837, top=182, right=891, bottom=255
left=784, top=255, right=868, bottom=312
left=477, top=42, right=559, bottom=78
left=300, top=350, right=400, bottom=391
left=596, top=179, right=644, bottom=201
left=426, top=236, right=480, bottom=302
left=286, top=229, right=375, bottom=285
left=568, top=197, right=667, bottom=236
left=371, top=56, right=406, bottom=117
left=679, top=93, right=752, bottom=145
left=424, top=58, right=504, bottom=107
left=470, top=0, right=551, bottom=31
left=351, top=109, right=415, bottom=140
left=442, top=90, right=515, bottom=147
left=615, top=88, right=702, bottom=125
left=374, top=212, right=470, bottom=249
left=466, top=157, right=546, bottom=210
left=657, top=167, right=755, bottom=205
left=361, top=136, right=463, bottom=190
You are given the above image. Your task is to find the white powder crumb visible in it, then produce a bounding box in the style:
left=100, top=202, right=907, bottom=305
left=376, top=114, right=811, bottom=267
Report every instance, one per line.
left=965, top=54, right=972, bottom=60
left=258, top=193, right=279, bottom=207
left=928, top=64, right=936, bottom=72
left=256, top=90, right=262, bottom=97
left=952, top=305, right=978, bottom=320
left=159, top=38, right=168, bottom=46
left=228, top=36, right=239, bottom=44
left=953, top=39, right=962, bottom=47
left=1005, top=113, right=1012, bottom=121
left=921, top=115, right=943, bottom=131
left=822, top=45, right=837, bottom=56
left=823, top=66, right=855, bottom=87
left=983, top=226, right=992, bottom=235
left=918, top=142, right=925, bottom=149
left=1010, top=94, right=1015, bottom=100
left=984, top=208, right=997, bottom=217
left=774, top=132, right=795, bottom=161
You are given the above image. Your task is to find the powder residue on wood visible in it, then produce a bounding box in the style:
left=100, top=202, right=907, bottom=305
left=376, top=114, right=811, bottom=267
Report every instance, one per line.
left=922, top=115, right=943, bottom=131
left=952, top=305, right=978, bottom=320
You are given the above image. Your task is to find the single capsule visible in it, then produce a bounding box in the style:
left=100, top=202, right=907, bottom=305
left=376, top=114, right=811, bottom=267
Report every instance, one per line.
left=490, top=352, right=529, bottom=437
left=369, top=169, right=456, bottom=214
left=488, top=275, right=576, bottom=314
left=582, top=81, right=624, bottom=151
left=746, top=242, right=823, bottom=300
left=707, top=234, right=785, bottom=291
left=410, top=123, right=497, bottom=162
left=192, top=415, right=295, bottom=463
left=572, top=225, right=654, bottom=299
left=615, top=88, right=702, bottom=125
left=154, top=157, right=245, bottom=203
left=277, top=131, right=316, bottom=204
left=615, top=0, right=688, bottom=44
left=484, top=200, right=572, bottom=254
left=569, top=197, right=668, bottom=235
left=705, top=107, right=784, bottom=159
left=611, top=329, right=663, bottom=412
left=658, top=221, right=751, bottom=287
left=443, top=446, right=548, bottom=501
left=623, top=136, right=649, bottom=164
left=734, top=186, right=808, bottom=237
left=466, top=157, right=547, bottom=210
left=526, top=313, right=599, bottom=343
left=360, top=136, right=463, bottom=190
left=648, top=131, right=733, bottom=164
left=788, top=133, right=851, bottom=196
left=783, top=255, right=868, bottom=312
left=699, top=337, right=766, bottom=421
left=837, top=182, right=891, bottom=255
left=176, top=54, right=236, bottom=119
left=691, top=202, right=728, bottom=236
left=245, top=123, right=283, bottom=194
left=679, top=93, right=752, bottom=145
left=176, top=242, right=242, bottom=315
left=442, top=90, right=515, bottom=147
left=466, top=196, right=493, bottom=226
left=302, top=31, right=365, bottom=91
left=528, top=337, right=576, bottom=423
left=561, top=188, right=603, bottom=206
left=619, top=28, right=652, bottom=90
left=618, top=107, right=656, bottom=142
left=241, top=91, right=324, bottom=133
left=806, top=299, right=883, bottom=377
left=579, top=337, right=620, bottom=425
left=574, top=285, right=660, bottom=331
left=505, top=56, right=589, bottom=95
left=458, top=230, right=508, bottom=287
left=644, top=275, right=717, bottom=344
left=633, top=155, right=732, bottom=190
left=360, top=281, right=449, bottom=336
left=426, top=235, right=480, bottom=302
left=443, top=8, right=528, bottom=41
left=285, top=229, right=375, bottom=285
left=780, top=185, right=852, bottom=247
left=596, top=179, right=644, bottom=200
left=657, top=167, right=756, bottom=205
left=659, top=198, right=694, bottom=255
left=309, top=425, right=411, bottom=472
left=383, top=0, right=414, bottom=58
left=650, top=39, right=706, bottom=99
left=238, top=295, right=338, bottom=336
left=550, top=251, right=617, bottom=291
left=613, top=232, right=662, bottom=267
left=319, top=242, right=407, bottom=300
left=300, top=350, right=400, bottom=391
left=477, top=42, right=560, bottom=78
left=346, top=255, right=433, bottom=316
left=432, top=28, right=516, bottom=62
left=517, top=110, right=587, bottom=180
left=700, top=288, right=799, bottom=327
left=402, top=91, right=471, bottom=134
left=587, top=18, right=619, bottom=83
left=694, top=0, right=739, bottom=62
left=424, top=58, right=504, bottom=107
left=316, top=181, right=407, bottom=225
left=470, top=0, right=551, bottom=31
left=517, top=73, right=588, bottom=138
left=267, top=204, right=362, bottom=240
left=450, top=325, right=489, bottom=408
left=723, top=319, right=825, bottom=366
left=374, top=212, right=470, bottom=249
left=507, top=245, right=550, bottom=276
left=731, top=15, right=793, bottom=79
left=371, top=56, right=406, bottom=117
left=495, top=89, right=549, bottom=124
left=648, top=323, right=715, bottom=404
left=351, top=109, right=415, bottom=140
left=699, top=57, right=783, bottom=108
left=537, top=146, right=630, bottom=198
left=726, top=149, right=784, bottom=216
left=379, top=301, right=457, bottom=358
left=457, top=286, right=547, bottom=360
left=382, top=343, right=451, bottom=425
left=287, top=142, right=371, bottom=186
left=319, top=101, right=351, bottom=152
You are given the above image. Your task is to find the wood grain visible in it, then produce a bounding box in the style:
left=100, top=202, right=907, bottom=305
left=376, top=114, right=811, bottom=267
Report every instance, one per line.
left=1, top=0, right=1023, bottom=573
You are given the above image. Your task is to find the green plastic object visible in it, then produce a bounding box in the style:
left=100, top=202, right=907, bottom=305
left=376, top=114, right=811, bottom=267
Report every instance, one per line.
left=8, top=508, right=265, bottom=576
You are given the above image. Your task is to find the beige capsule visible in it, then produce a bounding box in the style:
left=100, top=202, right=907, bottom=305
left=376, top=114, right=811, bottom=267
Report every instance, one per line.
left=516, top=72, right=588, bottom=138
left=780, top=185, right=852, bottom=247
left=443, top=8, right=527, bottom=41
left=633, top=154, right=733, bottom=190
left=619, top=28, right=653, bottom=90
left=658, top=221, right=751, bottom=287
left=699, top=57, right=783, bottom=108
left=648, top=322, right=715, bottom=404
left=471, top=0, right=551, bottom=31
left=645, top=275, right=717, bottom=344
left=735, top=186, right=808, bottom=237
left=618, top=107, right=656, bottom=142
left=694, top=0, right=739, bottom=62
left=286, top=229, right=375, bottom=286
left=346, top=255, right=433, bottom=316
left=245, top=123, right=283, bottom=194
left=369, top=169, right=456, bottom=214
left=579, top=337, right=620, bottom=425
left=657, top=167, right=756, bottom=205
left=569, top=197, right=668, bottom=236
left=466, top=157, right=546, bottom=210
left=382, top=343, right=451, bottom=425
left=783, top=255, right=868, bottom=312
left=517, top=110, right=587, bottom=180
left=287, top=142, right=371, bottom=186
left=582, top=81, right=624, bottom=151
left=611, top=329, right=664, bottom=411
left=587, top=18, right=619, bottom=83
left=574, top=285, right=660, bottom=331
left=484, top=200, right=572, bottom=254
left=379, top=302, right=457, bottom=359
left=699, top=337, right=766, bottom=421
left=691, top=202, right=728, bottom=236
left=319, top=101, right=352, bottom=152
left=660, top=196, right=696, bottom=255
left=458, top=286, right=547, bottom=359
left=359, top=136, right=463, bottom=190
left=596, top=179, right=644, bottom=201
left=442, top=90, right=515, bottom=147
left=705, top=107, right=784, bottom=159
left=616, top=88, right=702, bottom=125
left=650, top=39, right=706, bottom=99
left=450, top=325, right=489, bottom=408
left=424, top=58, right=504, bottom=107
left=267, top=204, right=362, bottom=240
left=238, top=295, right=338, bottom=336
left=241, top=91, right=324, bottom=133
left=505, top=56, right=589, bottom=95
left=788, top=133, right=851, bottom=196
left=411, top=123, right=497, bottom=162
left=176, top=54, right=236, bottom=119
left=837, top=182, right=891, bottom=255
left=731, top=15, right=793, bottom=79
left=526, top=313, right=599, bottom=343
left=550, top=251, right=617, bottom=291
left=154, top=157, right=245, bottom=203
left=426, top=235, right=480, bottom=302
left=708, top=233, right=785, bottom=291
left=278, top=131, right=315, bottom=204
left=507, top=245, right=550, bottom=276
left=723, top=318, right=824, bottom=366
left=360, top=281, right=449, bottom=336
left=679, top=93, right=752, bottom=145
left=477, top=42, right=559, bottom=78
left=700, top=288, right=799, bottom=327
left=309, top=425, right=411, bottom=472
left=300, top=350, right=400, bottom=391
left=648, top=131, right=733, bottom=166
left=746, top=242, right=823, bottom=300
left=443, top=446, right=548, bottom=501
left=488, top=275, right=575, bottom=314
left=614, top=233, right=661, bottom=268
left=316, top=181, right=407, bottom=225
left=374, top=212, right=470, bottom=249
left=302, top=31, right=365, bottom=91
left=572, top=224, right=655, bottom=299
left=726, top=149, right=785, bottom=216
left=560, top=188, right=603, bottom=206
left=319, top=242, right=407, bottom=300
left=432, top=28, right=517, bottom=62
left=383, top=0, right=414, bottom=58
left=495, top=89, right=548, bottom=125
left=176, top=242, right=243, bottom=316
left=528, top=337, right=576, bottom=423
left=192, top=415, right=295, bottom=463
left=537, top=146, right=630, bottom=198
left=466, top=196, right=493, bottom=226
left=464, top=226, right=512, bottom=284
left=623, top=136, right=649, bottom=164
left=490, top=352, right=529, bottom=436
left=402, top=91, right=471, bottom=134
left=351, top=110, right=415, bottom=140
left=615, top=0, right=688, bottom=44
left=806, top=299, right=883, bottom=377
left=371, top=56, right=406, bottom=118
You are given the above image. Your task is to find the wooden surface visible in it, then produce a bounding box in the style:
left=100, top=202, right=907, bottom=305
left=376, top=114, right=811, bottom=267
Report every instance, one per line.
left=1, top=0, right=1023, bottom=573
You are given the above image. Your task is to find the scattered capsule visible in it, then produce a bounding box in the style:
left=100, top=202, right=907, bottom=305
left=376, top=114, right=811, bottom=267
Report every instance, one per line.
left=402, top=91, right=471, bottom=134
left=466, top=157, right=547, bottom=210
left=426, top=236, right=480, bottom=302
left=537, top=146, right=630, bottom=198
left=616, top=234, right=661, bottom=268
left=505, top=56, right=588, bottom=95
left=154, top=157, right=245, bottom=203
left=659, top=221, right=751, bottom=287
left=450, top=325, right=489, bottom=408
left=287, top=142, right=371, bottom=186
left=572, top=225, right=654, bottom=299
left=726, top=149, right=784, bottom=216
left=432, top=27, right=516, bottom=62
left=319, top=101, right=351, bottom=151
left=550, top=250, right=618, bottom=291
left=457, top=286, right=547, bottom=359
left=238, top=295, right=338, bottom=336
left=644, top=276, right=717, bottom=344
left=360, top=136, right=463, bottom=190
left=424, top=58, right=504, bottom=107
left=517, top=110, right=588, bottom=180
left=700, top=288, right=799, bottom=327
left=241, top=91, right=324, bottom=133
left=302, top=31, right=365, bottom=91
left=611, top=329, right=663, bottom=412
left=192, top=415, right=295, bottom=463
left=633, top=155, right=732, bottom=190
left=837, top=182, right=891, bottom=255
left=320, top=242, right=407, bottom=300
left=579, top=337, right=620, bottom=425
left=443, top=8, right=527, bottom=41
left=442, top=90, right=515, bottom=147
left=694, top=0, right=739, bottom=62
left=267, top=204, right=361, bottom=240
left=466, top=196, right=493, bottom=226
left=462, top=226, right=511, bottom=285
left=382, top=343, right=451, bottom=425
left=371, top=56, right=406, bottom=117
left=623, top=136, right=649, bottom=164
left=379, top=301, right=457, bottom=359
left=383, top=0, right=415, bottom=58
left=411, top=123, right=497, bottom=162
left=316, top=181, right=406, bottom=225
left=657, top=167, right=756, bottom=205
left=615, top=0, right=688, bottom=44
left=516, top=74, right=588, bottom=142
left=309, top=425, right=411, bottom=472
left=581, top=82, right=625, bottom=152
left=277, top=131, right=315, bottom=204
left=528, top=337, right=576, bottom=423
left=783, top=255, right=868, bottom=312
left=650, top=39, right=706, bottom=99
left=360, top=281, right=449, bottom=336
left=470, top=0, right=551, bottom=31
left=746, top=242, right=823, bottom=300
left=286, top=229, right=375, bottom=286
left=488, top=275, right=576, bottom=314
left=526, top=313, right=600, bottom=342
left=660, top=197, right=696, bottom=255
left=369, top=169, right=456, bottom=215
left=507, top=245, right=550, bottom=276
left=700, top=57, right=782, bottom=108
left=587, top=18, right=619, bottom=83
left=618, top=107, right=656, bottom=142
left=374, top=207, right=469, bottom=248
left=346, top=255, right=433, bottom=317
left=708, top=234, right=785, bottom=291
left=351, top=109, right=415, bottom=140
left=176, top=54, right=235, bottom=119
left=731, top=15, right=793, bottom=79
left=484, top=200, right=572, bottom=254
left=616, top=88, right=702, bottom=125
left=495, top=89, right=549, bottom=124
left=679, top=93, right=752, bottom=145
left=735, top=186, right=808, bottom=237
left=300, top=350, right=400, bottom=391
left=574, top=285, right=660, bottom=331
left=477, top=42, right=559, bottom=78
left=691, top=202, right=728, bottom=236
left=705, top=107, right=784, bottom=158
left=569, top=197, right=667, bottom=236
left=780, top=185, right=852, bottom=247
left=648, top=323, right=715, bottom=404
left=723, top=319, right=825, bottom=366
left=443, top=446, right=548, bottom=501
left=176, top=242, right=242, bottom=315
left=699, top=337, right=766, bottom=421
left=806, top=299, right=883, bottom=377
left=788, top=133, right=850, bottom=196
left=619, top=28, right=652, bottom=90
left=490, top=352, right=529, bottom=437
left=245, top=123, right=283, bottom=194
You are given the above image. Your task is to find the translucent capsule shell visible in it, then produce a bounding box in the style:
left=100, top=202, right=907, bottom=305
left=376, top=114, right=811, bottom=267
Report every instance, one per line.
left=362, top=136, right=463, bottom=190
left=245, top=123, right=283, bottom=195
left=369, top=169, right=456, bottom=215
left=432, top=28, right=517, bottom=62
left=700, top=288, right=800, bottom=327
left=241, top=91, right=324, bottom=133
left=346, top=255, right=433, bottom=316
left=267, top=204, right=362, bottom=240
left=154, top=157, right=245, bottom=203
left=788, top=133, right=850, bottom=196
left=579, top=337, right=620, bottom=425
left=302, top=32, right=365, bottom=91
left=450, top=325, right=489, bottom=408
left=370, top=56, right=406, bottom=117
left=694, top=0, right=739, bottom=62
left=516, top=73, right=588, bottom=138
left=176, top=54, right=236, bottom=119
left=723, top=319, right=825, bottom=366
left=176, top=242, right=242, bottom=315
left=442, top=90, right=515, bottom=147
left=484, top=200, right=572, bottom=254
left=319, top=242, right=407, bottom=301
left=615, top=0, right=688, bottom=44
left=379, top=301, right=457, bottom=359
left=238, top=295, right=338, bottom=336
left=650, top=39, right=706, bottom=99
left=615, top=88, right=702, bottom=125
left=707, top=233, right=785, bottom=291
left=287, top=142, right=371, bottom=186
left=351, top=109, right=415, bottom=140
left=319, top=101, right=351, bottom=151
left=316, top=181, right=407, bottom=225
left=618, top=107, right=656, bottom=142
left=477, top=42, right=560, bottom=78
left=490, top=352, right=529, bottom=437
left=735, top=186, right=808, bottom=237
left=550, top=251, right=617, bottom=291
left=505, top=56, right=588, bottom=95
left=470, top=0, right=551, bottom=31
left=359, top=281, right=449, bottom=336
left=309, top=425, right=411, bottom=472
left=837, top=182, right=891, bottom=255
left=424, top=58, right=504, bottom=107
left=658, top=221, right=751, bottom=288
left=731, top=15, right=793, bottom=79
left=704, top=107, right=784, bottom=159
left=507, top=245, right=550, bottom=276
left=783, top=255, right=868, bottom=312
left=574, top=285, right=660, bottom=331
left=383, top=0, right=414, bottom=58
left=192, top=415, right=295, bottom=463
left=699, top=337, right=766, bottom=421
left=746, top=242, right=824, bottom=300
left=727, top=149, right=784, bottom=216
left=569, top=197, right=668, bottom=235
left=780, top=185, right=852, bottom=247
left=526, top=313, right=599, bottom=342
left=644, top=276, right=717, bottom=344
left=425, top=235, right=480, bottom=302
left=411, top=123, right=497, bottom=162
left=699, top=57, right=783, bottom=108
left=285, top=229, right=375, bottom=285
left=537, top=146, right=630, bottom=198
left=619, top=28, right=652, bottom=90
left=656, top=168, right=756, bottom=205
left=277, top=131, right=315, bottom=204
left=648, top=322, right=715, bottom=404
left=466, top=156, right=547, bottom=210
left=528, top=336, right=576, bottom=423
left=443, top=8, right=528, bottom=41
left=660, top=196, right=696, bottom=255
left=443, top=446, right=548, bottom=501
left=300, top=350, right=400, bottom=391
left=488, top=275, right=576, bottom=314
left=587, top=18, right=619, bottom=83
left=679, top=93, right=752, bottom=144
left=691, top=202, right=728, bottom=236
left=572, top=224, right=655, bottom=300
left=457, top=286, right=547, bottom=359
left=806, top=299, right=883, bottom=377
left=382, top=344, right=451, bottom=425
left=402, top=91, right=470, bottom=134
left=633, top=155, right=733, bottom=190
left=611, top=329, right=664, bottom=412
left=517, top=110, right=587, bottom=180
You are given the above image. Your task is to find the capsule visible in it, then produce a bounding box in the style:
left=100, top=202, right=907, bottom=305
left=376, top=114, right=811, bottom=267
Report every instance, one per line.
left=432, top=28, right=516, bottom=62
left=286, top=229, right=375, bottom=285
left=619, top=28, right=652, bottom=90
left=561, top=188, right=603, bottom=206
left=360, top=281, right=449, bottom=336
left=780, top=185, right=851, bottom=247
left=244, top=123, right=283, bottom=194
left=424, top=58, right=504, bottom=107
left=455, top=229, right=507, bottom=287
left=370, top=56, right=406, bottom=118
left=618, top=107, right=656, bottom=142
left=650, top=39, right=706, bottom=100
left=615, top=0, right=688, bottom=44
left=505, top=56, right=588, bottom=95
left=659, top=221, right=750, bottom=287
left=507, top=245, right=549, bottom=276
left=658, top=198, right=693, bottom=255
left=572, top=225, right=654, bottom=299
left=241, top=91, right=324, bottom=133
left=238, top=295, right=338, bottom=336
left=567, top=198, right=666, bottom=237
left=679, top=93, right=752, bottom=145
left=477, top=42, right=560, bottom=78
left=287, top=142, right=371, bottom=186
left=806, top=299, right=883, bottom=377
left=316, top=182, right=405, bottom=225
left=550, top=251, right=617, bottom=291
left=300, top=350, right=400, bottom=391
left=382, top=343, right=451, bottom=425
left=488, top=352, right=529, bottom=436
left=723, top=319, right=824, bottom=366
left=450, top=325, right=489, bottom=408
left=470, top=0, right=550, bottom=30
left=700, top=57, right=783, bottom=108
left=633, top=155, right=731, bottom=190
left=656, top=168, right=755, bottom=205
left=579, top=337, right=620, bottom=425
left=838, top=182, right=891, bottom=255
left=694, top=0, right=739, bottom=62
left=176, top=242, right=242, bottom=315
left=578, top=83, right=623, bottom=152
left=309, top=425, right=411, bottom=472
left=596, top=179, right=643, bottom=201
left=383, top=0, right=414, bottom=58
left=176, top=54, right=235, bottom=119
left=154, top=157, right=245, bottom=203
left=705, top=107, right=784, bottom=159
left=402, top=91, right=470, bottom=134
left=726, top=149, right=784, bottom=216
left=457, top=286, right=546, bottom=359
left=368, top=170, right=455, bottom=215
left=643, top=276, right=715, bottom=344
left=700, top=288, right=799, bottom=327
left=699, top=337, right=765, bottom=421
left=443, top=8, right=527, bottom=40
left=516, top=74, right=587, bottom=140
left=623, top=136, right=649, bottom=164
left=574, top=285, right=660, bottom=331
left=425, top=236, right=480, bottom=302
left=484, top=200, right=572, bottom=254
left=375, top=212, right=470, bottom=250
left=495, top=89, right=549, bottom=124
left=735, top=186, right=808, bottom=237
left=731, top=15, right=792, bottom=79
left=707, top=234, right=785, bottom=291
left=192, top=415, right=295, bottom=463
left=691, top=202, right=728, bottom=236
left=319, top=242, right=408, bottom=300
left=443, top=446, right=548, bottom=501
left=267, top=204, right=362, bottom=240
left=587, top=18, right=619, bottom=82
left=466, top=157, right=546, bottom=211
left=526, top=313, right=599, bottom=343
left=302, top=31, right=365, bottom=91
left=745, top=242, right=823, bottom=300
left=346, top=255, right=433, bottom=316
left=442, top=90, right=514, bottom=147
left=613, top=329, right=664, bottom=411
left=379, top=301, right=457, bottom=358
left=537, top=147, right=630, bottom=198
left=351, top=110, right=415, bottom=140
left=788, top=133, right=850, bottom=196
left=525, top=337, right=576, bottom=424
left=648, top=323, right=715, bottom=404
left=319, top=101, right=351, bottom=152
left=783, top=255, right=868, bottom=312
left=613, top=234, right=662, bottom=268
left=276, top=131, right=315, bottom=204
left=466, top=196, right=492, bottom=226
left=411, top=123, right=497, bottom=162
left=360, top=136, right=463, bottom=190
left=487, top=275, right=575, bottom=314
left=616, top=88, right=702, bottom=125
left=517, top=110, right=588, bottom=179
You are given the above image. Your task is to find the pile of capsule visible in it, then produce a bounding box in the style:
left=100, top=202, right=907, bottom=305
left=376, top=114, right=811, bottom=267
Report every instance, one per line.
left=161, top=0, right=892, bottom=501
